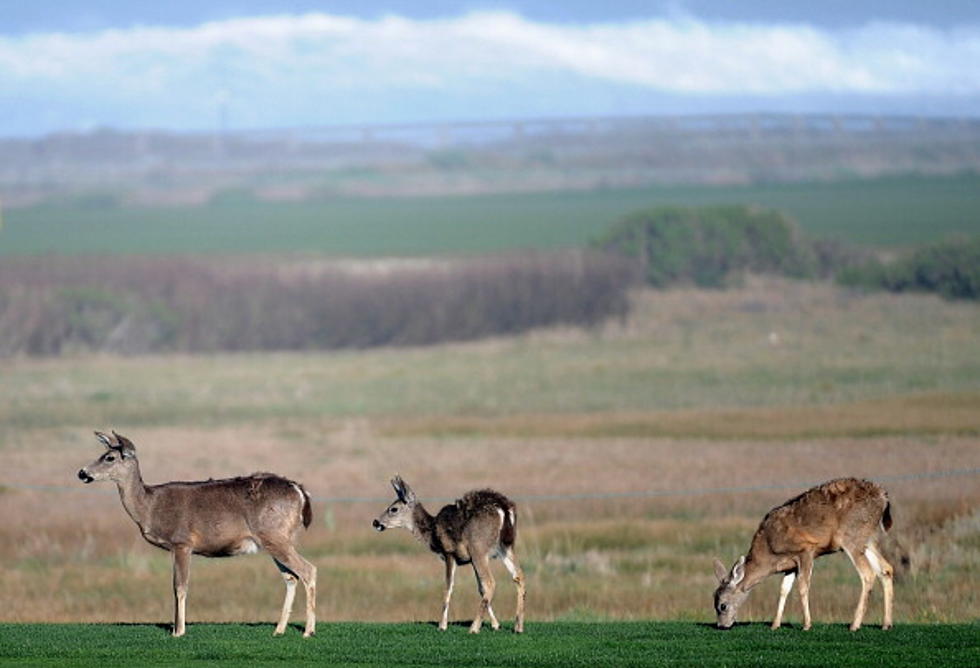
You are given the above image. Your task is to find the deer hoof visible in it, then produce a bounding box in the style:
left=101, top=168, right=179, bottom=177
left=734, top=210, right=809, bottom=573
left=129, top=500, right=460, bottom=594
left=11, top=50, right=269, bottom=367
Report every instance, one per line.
left=303, top=631, right=315, bottom=638
left=881, top=623, right=892, bottom=631
left=468, top=626, right=481, bottom=634
left=849, top=624, right=861, bottom=632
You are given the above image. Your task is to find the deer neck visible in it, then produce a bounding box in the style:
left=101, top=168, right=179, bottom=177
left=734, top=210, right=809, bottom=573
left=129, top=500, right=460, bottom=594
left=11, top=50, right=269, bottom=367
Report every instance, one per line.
left=410, top=504, right=438, bottom=551
left=115, top=463, right=151, bottom=531
left=738, top=554, right=776, bottom=593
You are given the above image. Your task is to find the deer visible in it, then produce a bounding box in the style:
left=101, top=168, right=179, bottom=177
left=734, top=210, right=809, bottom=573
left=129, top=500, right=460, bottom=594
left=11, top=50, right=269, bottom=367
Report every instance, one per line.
left=372, top=476, right=526, bottom=634
left=77, top=431, right=316, bottom=637
left=713, top=477, right=894, bottom=632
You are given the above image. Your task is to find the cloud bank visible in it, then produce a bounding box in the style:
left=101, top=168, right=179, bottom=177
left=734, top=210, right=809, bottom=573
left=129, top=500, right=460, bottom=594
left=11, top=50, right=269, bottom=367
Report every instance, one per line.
left=1, top=12, right=978, bottom=134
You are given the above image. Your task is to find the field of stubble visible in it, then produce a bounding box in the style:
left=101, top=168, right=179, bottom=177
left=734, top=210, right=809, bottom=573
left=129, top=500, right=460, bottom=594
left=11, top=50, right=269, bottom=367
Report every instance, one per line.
left=1, top=279, right=978, bottom=629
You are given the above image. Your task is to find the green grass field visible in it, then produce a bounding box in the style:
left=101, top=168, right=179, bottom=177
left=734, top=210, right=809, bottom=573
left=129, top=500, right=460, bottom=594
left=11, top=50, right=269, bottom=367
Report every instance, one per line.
left=3, top=281, right=978, bottom=431
left=3, top=174, right=979, bottom=256
left=0, top=622, right=976, bottom=667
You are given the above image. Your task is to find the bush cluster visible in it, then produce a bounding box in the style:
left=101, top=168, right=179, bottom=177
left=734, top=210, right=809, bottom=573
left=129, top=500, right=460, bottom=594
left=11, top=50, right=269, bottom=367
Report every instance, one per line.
left=0, top=252, right=637, bottom=356
left=837, top=237, right=980, bottom=300
left=592, top=205, right=831, bottom=288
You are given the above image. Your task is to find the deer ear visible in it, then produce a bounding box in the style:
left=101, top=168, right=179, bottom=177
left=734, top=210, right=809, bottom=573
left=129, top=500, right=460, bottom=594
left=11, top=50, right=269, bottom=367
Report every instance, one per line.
left=112, top=431, right=137, bottom=458
left=391, top=476, right=406, bottom=502
left=391, top=475, right=416, bottom=503
left=730, top=555, right=746, bottom=586
left=713, top=558, right=728, bottom=583
left=94, top=431, right=114, bottom=448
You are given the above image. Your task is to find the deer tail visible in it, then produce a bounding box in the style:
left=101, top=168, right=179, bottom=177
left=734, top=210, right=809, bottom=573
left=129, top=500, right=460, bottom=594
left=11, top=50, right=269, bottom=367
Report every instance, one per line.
left=295, top=483, right=313, bottom=529
left=501, top=504, right=517, bottom=548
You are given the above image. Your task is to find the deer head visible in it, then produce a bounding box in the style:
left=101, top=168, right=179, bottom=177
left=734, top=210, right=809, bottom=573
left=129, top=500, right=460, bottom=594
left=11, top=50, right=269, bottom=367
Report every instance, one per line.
left=712, top=555, right=748, bottom=629
left=372, top=475, right=418, bottom=532
left=78, top=431, right=138, bottom=484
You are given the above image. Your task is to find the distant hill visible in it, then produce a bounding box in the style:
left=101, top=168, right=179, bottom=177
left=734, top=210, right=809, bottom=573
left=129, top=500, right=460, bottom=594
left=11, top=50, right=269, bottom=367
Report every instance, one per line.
left=2, top=114, right=979, bottom=207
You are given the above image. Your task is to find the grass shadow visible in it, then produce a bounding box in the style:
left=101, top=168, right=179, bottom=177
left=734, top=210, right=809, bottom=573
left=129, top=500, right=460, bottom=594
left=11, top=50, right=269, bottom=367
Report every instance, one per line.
left=103, top=621, right=302, bottom=635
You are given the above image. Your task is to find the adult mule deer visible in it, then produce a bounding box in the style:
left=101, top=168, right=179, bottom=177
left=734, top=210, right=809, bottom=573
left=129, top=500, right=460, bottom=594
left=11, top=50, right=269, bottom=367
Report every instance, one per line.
left=372, top=476, right=526, bottom=633
left=713, top=477, right=894, bottom=631
left=77, top=431, right=316, bottom=637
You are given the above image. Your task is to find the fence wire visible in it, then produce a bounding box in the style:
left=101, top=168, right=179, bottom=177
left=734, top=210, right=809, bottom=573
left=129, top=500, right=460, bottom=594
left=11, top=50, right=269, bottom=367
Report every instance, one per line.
left=8, top=466, right=979, bottom=504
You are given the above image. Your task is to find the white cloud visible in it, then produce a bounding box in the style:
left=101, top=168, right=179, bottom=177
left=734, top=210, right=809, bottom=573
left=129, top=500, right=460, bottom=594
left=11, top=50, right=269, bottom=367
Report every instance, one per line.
left=0, top=11, right=978, bottom=133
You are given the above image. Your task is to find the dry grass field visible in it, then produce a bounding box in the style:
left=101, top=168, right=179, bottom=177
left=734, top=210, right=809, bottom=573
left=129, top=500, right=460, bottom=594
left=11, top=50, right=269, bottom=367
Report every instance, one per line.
left=1, top=278, right=978, bottom=628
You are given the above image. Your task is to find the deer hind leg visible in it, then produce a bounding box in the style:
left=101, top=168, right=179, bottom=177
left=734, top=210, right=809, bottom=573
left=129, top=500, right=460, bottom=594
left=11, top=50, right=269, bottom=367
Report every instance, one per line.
left=439, top=558, right=457, bottom=631
left=771, top=571, right=796, bottom=630
left=843, top=546, right=877, bottom=632
left=272, top=562, right=298, bottom=636
left=264, top=543, right=317, bottom=637
left=796, top=553, right=815, bottom=631
left=500, top=546, right=526, bottom=633
left=171, top=546, right=192, bottom=638
left=865, top=542, right=894, bottom=630
left=469, top=554, right=496, bottom=634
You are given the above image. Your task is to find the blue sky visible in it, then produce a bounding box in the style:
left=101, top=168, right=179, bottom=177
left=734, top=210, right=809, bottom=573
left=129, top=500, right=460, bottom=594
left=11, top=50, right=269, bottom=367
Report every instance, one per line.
left=5, top=2, right=980, bottom=32
left=1, top=2, right=978, bottom=136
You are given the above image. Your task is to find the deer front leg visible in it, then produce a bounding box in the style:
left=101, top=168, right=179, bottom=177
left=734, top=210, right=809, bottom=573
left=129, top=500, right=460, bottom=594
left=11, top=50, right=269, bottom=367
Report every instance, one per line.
left=172, top=546, right=192, bottom=637
left=771, top=571, right=796, bottom=630
left=796, top=553, right=814, bottom=631
left=469, top=555, right=496, bottom=634
left=439, top=558, right=456, bottom=631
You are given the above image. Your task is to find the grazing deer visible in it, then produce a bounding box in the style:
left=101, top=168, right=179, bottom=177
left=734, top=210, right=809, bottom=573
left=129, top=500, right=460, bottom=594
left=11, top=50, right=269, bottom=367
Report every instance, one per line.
left=77, top=431, right=316, bottom=637
left=713, top=477, right=894, bottom=631
left=372, top=476, right=526, bottom=633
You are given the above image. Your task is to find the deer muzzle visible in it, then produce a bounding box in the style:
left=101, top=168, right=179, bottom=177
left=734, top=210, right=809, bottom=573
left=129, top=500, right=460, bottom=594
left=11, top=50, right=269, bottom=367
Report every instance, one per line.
left=78, top=469, right=94, bottom=484
left=372, top=519, right=385, bottom=532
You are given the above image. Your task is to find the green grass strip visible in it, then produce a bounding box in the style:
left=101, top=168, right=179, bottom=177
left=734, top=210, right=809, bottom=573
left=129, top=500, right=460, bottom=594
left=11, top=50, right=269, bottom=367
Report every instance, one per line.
left=1, top=622, right=977, bottom=667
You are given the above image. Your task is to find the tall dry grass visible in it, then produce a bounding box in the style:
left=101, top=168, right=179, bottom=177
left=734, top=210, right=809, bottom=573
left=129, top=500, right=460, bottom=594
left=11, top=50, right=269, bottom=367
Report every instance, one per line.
left=2, top=422, right=977, bottom=624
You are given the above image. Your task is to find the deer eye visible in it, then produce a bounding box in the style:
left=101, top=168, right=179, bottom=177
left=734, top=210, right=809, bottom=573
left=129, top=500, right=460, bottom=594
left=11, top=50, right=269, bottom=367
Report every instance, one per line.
left=105, top=455, right=116, bottom=462
left=719, top=603, right=728, bottom=612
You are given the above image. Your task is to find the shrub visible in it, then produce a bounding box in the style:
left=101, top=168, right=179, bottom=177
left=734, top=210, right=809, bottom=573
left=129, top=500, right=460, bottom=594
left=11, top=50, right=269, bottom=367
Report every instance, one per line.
left=838, top=237, right=980, bottom=300
left=593, top=205, right=818, bottom=287
left=0, top=251, right=638, bottom=356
